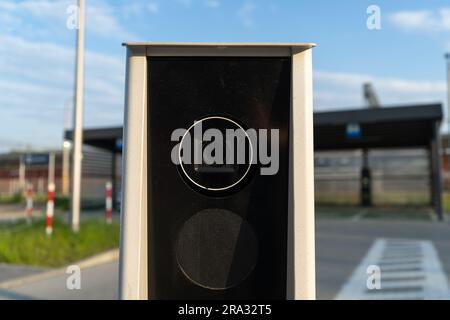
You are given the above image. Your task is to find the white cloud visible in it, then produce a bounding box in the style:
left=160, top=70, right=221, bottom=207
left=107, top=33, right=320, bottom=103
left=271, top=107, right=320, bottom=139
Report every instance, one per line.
left=123, top=1, right=159, bottom=17
left=0, top=1, right=131, bottom=151
left=390, top=8, right=450, bottom=32
left=0, top=35, right=125, bottom=150
left=238, top=3, right=255, bottom=28
left=315, top=71, right=446, bottom=94
left=177, top=0, right=192, bottom=8
left=314, top=70, right=446, bottom=111
left=0, top=10, right=22, bottom=32
left=86, top=2, right=136, bottom=39
left=0, top=0, right=68, bottom=19
left=147, top=1, right=159, bottom=13
left=205, top=0, right=219, bottom=8
left=0, top=0, right=136, bottom=40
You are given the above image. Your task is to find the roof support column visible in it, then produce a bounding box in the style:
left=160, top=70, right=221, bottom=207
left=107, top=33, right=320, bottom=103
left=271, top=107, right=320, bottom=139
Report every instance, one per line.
left=360, top=149, right=372, bottom=207
left=112, top=151, right=118, bottom=211
left=430, top=121, right=443, bottom=221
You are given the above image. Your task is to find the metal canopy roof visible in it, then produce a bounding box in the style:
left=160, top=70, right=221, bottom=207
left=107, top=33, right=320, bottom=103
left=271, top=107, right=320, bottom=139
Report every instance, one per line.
left=64, top=127, right=123, bottom=152
left=314, top=103, right=443, bottom=150
left=65, top=103, right=442, bottom=152
left=315, top=104, right=442, bottom=125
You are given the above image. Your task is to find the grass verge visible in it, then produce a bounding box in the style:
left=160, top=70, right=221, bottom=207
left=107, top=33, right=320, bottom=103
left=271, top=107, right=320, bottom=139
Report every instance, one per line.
left=0, top=219, right=120, bottom=267
left=315, top=206, right=432, bottom=221
left=0, top=193, right=23, bottom=204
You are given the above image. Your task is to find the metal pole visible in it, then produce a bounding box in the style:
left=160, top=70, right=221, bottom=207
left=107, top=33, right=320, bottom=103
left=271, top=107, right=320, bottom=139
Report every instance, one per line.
left=18, top=156, right=26, bottom=194
left=429, top=146, right=434, bottom=207
left=62, top=141, right=71, bottom=196
left=70, top=0, right=85, bottom=233
left=48, top=152, right=55, bottom=186
left=111, top=152, right=117, bottom=211
left=431, top=121, right=444, bottom=220
left=446, top=53, right=450, bottom=129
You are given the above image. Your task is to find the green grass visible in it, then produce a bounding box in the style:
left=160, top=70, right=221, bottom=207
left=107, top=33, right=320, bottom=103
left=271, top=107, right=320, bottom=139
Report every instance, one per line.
left=316, top=191, right=450, bottom=220
left=362, top=207, right=431, bottom=221
left=0, top=193, right=23, bottom=204
left=315, top=192, right=431, bottom=207
left=443, top=193, right=450, bottom=212
left=0, top=219, right=120, bottom=267
left=372, top=192, right=430, bottom=206
left=315, top=193, right=359, bottom=206
left=0, top=193, right=104, bottom=211
left=315, top=206, right=433, bottom=221
left=315, top=206, right=361, bottom=219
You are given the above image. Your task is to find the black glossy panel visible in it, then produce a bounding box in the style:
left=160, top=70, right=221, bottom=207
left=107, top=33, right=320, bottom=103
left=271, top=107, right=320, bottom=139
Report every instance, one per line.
left=147, top=57, right=291, bottom=299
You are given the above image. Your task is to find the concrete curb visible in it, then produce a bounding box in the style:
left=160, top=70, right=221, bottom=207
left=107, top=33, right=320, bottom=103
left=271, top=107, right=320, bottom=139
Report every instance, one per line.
left=0, top=248, right=119, bottom=290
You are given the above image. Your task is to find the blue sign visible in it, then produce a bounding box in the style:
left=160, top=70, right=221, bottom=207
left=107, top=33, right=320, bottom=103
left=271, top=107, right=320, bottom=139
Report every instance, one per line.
left=346, top=123, right=361, bottom=139
left=115, top=138, right=123, bottom=152
left=24, top=154, right=49, bottom=165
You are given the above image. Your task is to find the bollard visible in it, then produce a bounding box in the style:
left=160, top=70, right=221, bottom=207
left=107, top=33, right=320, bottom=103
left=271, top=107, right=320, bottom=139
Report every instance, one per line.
left=46, top=182, right=55, bottom=235
left=105, top=181, right=113, bottom=224
left=26, top=183, right=33, bottom=222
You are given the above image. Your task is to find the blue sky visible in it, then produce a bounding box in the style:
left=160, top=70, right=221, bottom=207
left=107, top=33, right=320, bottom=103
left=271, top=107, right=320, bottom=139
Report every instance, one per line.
left=0, top=0, right=449, bottom=151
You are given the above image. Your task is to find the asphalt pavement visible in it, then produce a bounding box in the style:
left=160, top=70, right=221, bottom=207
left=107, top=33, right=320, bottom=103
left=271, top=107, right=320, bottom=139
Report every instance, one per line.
left=0, top=262, right=118, bottom=300
left=316, top=218, right=450, bottom=299
left=1, top=210, right=450, bottom=300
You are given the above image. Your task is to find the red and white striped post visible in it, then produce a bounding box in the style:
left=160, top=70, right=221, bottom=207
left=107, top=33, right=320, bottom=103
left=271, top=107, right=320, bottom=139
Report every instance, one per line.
left=105, top=181, right=113, bottom=224
left=46, top=182, right=55, bottom=235
left=26, top=183, right=33, bottom=222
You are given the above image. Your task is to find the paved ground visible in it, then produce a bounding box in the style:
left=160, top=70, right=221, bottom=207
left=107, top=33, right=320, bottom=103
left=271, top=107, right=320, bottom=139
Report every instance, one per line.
left=1, top=208, right=450, bottom=300
left=333, top=238, right=450, bottom=299
left=0, top=262, right=118, bottom=300
left=316, top=219, right=450, bottom=299
left=0, top=264, right=48, bottom=283
left=0, top=205, right=120, bottom=300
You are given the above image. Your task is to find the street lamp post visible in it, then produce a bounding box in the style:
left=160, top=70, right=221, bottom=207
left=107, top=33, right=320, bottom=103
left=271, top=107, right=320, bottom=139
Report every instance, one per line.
left=446, top=53, right=450, bottom=128
left=70, top=0, right=85, bottom=232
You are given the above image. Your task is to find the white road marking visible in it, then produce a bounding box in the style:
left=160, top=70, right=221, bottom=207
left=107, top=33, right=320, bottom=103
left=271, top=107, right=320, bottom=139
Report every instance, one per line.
left=335, top=238, right=450, bottom=300
left=351, top=209, right=368, bottom=222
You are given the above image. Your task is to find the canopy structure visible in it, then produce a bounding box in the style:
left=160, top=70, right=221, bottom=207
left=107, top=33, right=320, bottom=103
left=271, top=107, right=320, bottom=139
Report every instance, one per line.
left=314, top=103, right=443, bottom=219
left=64, top=127, right=123, bottom=152
left=65, top=126, right=122, bottom=210
left=65, top=103, right=444, bottom=219
left=314, top=104, right=442, bottom=150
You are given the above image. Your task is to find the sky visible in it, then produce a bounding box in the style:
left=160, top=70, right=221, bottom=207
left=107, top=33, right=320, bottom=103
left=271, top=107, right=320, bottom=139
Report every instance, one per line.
left=0, top=0, right=450, bottom=152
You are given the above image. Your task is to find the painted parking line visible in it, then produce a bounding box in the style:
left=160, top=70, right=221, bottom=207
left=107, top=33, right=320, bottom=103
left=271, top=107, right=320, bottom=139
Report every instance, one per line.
left=351, top=209, right=368, bottom=222
left=335, top=238, right=450, bottom=300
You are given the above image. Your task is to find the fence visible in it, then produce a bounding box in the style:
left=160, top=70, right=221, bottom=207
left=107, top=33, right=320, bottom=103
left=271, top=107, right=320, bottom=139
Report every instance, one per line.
left=315, top=149, right=431, bottom=207
left=0, top=147, right=121, bottom=208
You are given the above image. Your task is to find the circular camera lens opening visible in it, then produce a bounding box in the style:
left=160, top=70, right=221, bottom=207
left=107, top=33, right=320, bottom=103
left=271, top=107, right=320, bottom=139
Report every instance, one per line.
left=178, top=116, right=255, bottom=196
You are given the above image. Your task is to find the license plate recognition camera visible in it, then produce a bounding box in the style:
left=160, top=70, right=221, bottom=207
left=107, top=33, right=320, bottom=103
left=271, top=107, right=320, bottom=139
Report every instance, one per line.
left=119, top=43, right=316, bottom=300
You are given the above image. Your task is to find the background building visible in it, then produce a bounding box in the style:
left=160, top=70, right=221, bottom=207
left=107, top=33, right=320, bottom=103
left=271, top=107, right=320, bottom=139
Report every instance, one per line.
left=0, top=146, right=119, bottom=209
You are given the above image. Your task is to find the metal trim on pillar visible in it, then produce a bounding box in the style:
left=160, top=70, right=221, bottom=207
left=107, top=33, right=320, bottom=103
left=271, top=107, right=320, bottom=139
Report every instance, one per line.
left=430, top=121, right=443, bottom=220
left=111, top=151, right=117, bottom=211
